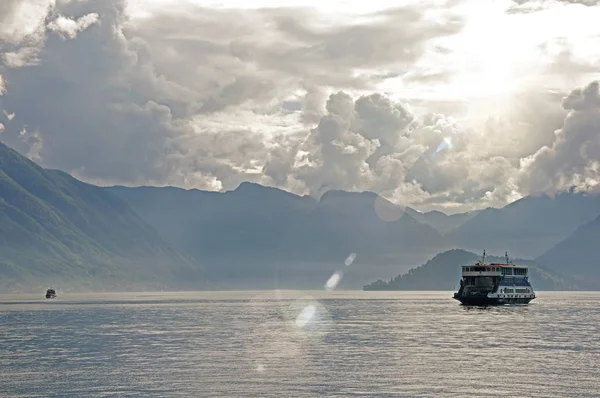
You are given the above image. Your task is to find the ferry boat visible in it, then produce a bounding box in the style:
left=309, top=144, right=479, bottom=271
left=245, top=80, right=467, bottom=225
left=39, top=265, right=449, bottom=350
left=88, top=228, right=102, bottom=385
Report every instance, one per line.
left=453, top=251, right=535, bottom=306
left=45, top=288, right=57, bottom=299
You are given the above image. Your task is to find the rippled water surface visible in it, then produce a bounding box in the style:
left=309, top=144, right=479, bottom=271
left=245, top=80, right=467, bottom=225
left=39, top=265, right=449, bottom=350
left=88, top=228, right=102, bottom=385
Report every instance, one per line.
left=1, top=291, right=599, bottom=397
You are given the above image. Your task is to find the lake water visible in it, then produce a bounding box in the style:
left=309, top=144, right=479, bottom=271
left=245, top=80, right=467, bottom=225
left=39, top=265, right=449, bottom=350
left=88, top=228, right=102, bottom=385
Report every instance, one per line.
left=1, top=291, right=599, bottom=397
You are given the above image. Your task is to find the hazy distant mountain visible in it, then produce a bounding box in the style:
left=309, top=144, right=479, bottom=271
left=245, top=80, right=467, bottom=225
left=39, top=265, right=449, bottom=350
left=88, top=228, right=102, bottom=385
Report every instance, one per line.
left=286, top=190, right=445, bottom=260
left=107, top=182, right=316, bottom=263
left=108, top=184, right=446, bottom=288
left=446, top=193, right=600, bottom=259
left=404, top=207, right=481, bottom=234
left=363, top=249, right=580, bottom=291
left=5, top=136, right=600, bottom=291
left=0, top=142, right=200, bottom=291
left=536, top=214, right=600, bottom=288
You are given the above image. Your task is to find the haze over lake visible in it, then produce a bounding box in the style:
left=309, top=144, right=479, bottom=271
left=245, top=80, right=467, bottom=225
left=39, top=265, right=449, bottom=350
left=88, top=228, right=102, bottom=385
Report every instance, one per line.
left=2, top=291, right=599, bottom=397
left=3, top=0, right=600, bottom=396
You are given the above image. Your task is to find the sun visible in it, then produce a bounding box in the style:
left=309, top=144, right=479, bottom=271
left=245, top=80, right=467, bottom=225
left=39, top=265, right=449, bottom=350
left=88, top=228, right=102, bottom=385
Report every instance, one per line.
left=374, top=0, right=600, bottom=123
left=425, top=0, right=549, bottom=101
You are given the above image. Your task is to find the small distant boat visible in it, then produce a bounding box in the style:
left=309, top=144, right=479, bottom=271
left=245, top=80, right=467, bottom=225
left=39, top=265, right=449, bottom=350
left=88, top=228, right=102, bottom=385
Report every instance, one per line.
left=453, top=251, right=536, bottom=306
left=45, top=288, right=57, bottom=299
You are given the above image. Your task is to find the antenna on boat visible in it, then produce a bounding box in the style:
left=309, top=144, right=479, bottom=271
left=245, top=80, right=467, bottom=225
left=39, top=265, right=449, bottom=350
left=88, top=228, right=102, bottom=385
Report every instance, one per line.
left=482, top=249, right=486, bottom=264
left=505, top=251, right=509, bottom=264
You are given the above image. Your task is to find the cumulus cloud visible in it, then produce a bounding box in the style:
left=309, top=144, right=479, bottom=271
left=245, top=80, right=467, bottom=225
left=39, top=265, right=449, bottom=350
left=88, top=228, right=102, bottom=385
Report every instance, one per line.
left=1, top=0, right=599, bottom=213
left=291, top=93, right=383, bottom=193
left=0, top=0, right=52, bottom=44
left=257, top=90, right=527, bottom=212
left=47, top=13, right=99, bottom=39
left=277, top=91, right=420, bottom=197
left=2, top=46, right=41, bottom=68
left=518, top=81, right=600, bottom=194
left=0, top=0, right=465, bottom=192
left=562, top=81, right=600, bottom=110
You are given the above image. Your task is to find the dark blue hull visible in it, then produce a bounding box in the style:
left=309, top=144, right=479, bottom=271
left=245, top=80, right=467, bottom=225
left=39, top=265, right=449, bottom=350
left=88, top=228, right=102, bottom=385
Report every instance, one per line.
left=453, top=294, right=534, bottom=306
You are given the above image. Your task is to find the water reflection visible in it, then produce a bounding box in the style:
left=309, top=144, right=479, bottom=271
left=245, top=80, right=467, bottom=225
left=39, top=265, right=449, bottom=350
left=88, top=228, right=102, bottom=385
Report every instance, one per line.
left=1, top=291, right=599, bottom=397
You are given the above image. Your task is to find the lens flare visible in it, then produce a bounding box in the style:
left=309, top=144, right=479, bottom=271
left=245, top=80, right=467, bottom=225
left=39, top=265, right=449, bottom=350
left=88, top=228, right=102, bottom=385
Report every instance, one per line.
left=345, top=253, right=356, bottom=266
left=374, top=192, right=405, bottom=222
left=436, top=136, right=453, bottom=153
left=284, top=297, right=332, bottom=338
left=325, top=271, right=343, bottom=290
left=295, top=304, right=316, bottom=328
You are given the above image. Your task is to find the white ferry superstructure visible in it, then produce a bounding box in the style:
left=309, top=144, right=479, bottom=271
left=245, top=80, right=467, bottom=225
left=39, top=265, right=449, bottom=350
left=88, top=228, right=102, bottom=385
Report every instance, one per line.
left=453, top=251, right=536, bottom=305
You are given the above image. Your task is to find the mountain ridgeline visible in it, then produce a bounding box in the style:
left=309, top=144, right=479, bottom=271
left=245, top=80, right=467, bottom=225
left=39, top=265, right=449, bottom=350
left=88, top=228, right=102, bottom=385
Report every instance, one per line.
left=0, top=142, right=201, bottom=291
left=445, top=193, right=600, bottom=259
left=404, top=208, right=481, bottom=235
left=108, top=183, right=600, bottom=290
left=105, top=185, right=448, bottom=288
left=2, top=140, right=600, bottom=291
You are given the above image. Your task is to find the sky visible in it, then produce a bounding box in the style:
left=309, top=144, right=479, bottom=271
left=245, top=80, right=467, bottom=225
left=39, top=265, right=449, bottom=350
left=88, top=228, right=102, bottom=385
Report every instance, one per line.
left=1, top=0, right=600, bottom=213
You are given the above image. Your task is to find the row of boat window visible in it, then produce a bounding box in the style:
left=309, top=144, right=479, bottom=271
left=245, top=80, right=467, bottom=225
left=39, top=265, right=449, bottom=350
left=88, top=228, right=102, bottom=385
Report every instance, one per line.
left=463, top=267, right=528, bottom=276
left=500, top=288, right=530, bottom=294
left=464, top=267, right=501, bottom=272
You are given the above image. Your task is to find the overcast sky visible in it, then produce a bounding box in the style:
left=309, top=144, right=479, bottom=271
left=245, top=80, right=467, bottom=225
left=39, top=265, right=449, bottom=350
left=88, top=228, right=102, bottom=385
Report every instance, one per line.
left=1, top=0, right=600, bottom=213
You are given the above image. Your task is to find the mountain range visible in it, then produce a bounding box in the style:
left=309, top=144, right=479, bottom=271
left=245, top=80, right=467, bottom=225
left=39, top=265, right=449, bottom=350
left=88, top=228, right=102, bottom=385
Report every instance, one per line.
left=2, top=140, right=600, bottom=291
left=105, top=185, right=447, bottom=288
left=108, top=183, right=600, bottom=289
left=446, top=193, right=600, bottom=259
left=0, top=142, right=201, bottom=292
left=404, top=208, right=481, bottom=235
